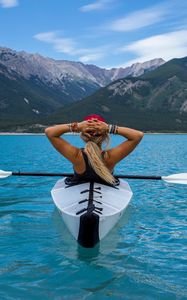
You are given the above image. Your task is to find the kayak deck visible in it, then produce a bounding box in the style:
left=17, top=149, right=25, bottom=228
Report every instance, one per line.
left=51, top=179, right=132, bottom=217
left=51, top=178, right=133, bottom=247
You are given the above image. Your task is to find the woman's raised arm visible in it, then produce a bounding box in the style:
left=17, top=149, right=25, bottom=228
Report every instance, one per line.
left=85, top=119, right=144, bottom=166
left=107, top=125, right=144, bottom=166
left=45, top=122, right=90, bottom=163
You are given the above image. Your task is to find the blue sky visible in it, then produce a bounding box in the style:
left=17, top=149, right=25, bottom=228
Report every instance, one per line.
left=0, top=0, right=187, bottom=68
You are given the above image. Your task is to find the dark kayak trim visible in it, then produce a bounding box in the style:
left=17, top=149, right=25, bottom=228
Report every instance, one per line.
left=77, top=181, right=102, bottom=248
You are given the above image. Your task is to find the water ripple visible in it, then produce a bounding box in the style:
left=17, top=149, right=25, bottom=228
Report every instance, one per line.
left=0, top=134, right=186, bottom=300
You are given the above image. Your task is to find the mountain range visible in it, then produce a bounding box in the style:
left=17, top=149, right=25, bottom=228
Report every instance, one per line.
left=0, top=47, right=164, bottom=124
left=45, top=56, right=187, bottom=132
left=0, top=47, right=187, bottom=132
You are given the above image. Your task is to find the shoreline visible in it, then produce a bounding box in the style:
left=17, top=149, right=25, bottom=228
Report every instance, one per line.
left=0, top=132, right=45, bottom=135
left=0, top=132, right=187, bottom=135
left=0, top=132, right=79, bottom=135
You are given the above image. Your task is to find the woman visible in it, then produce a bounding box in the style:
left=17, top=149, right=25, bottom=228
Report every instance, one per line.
left=45, top=114, right=144, bottom=185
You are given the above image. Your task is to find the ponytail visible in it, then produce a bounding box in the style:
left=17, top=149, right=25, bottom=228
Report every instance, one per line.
left=81, top=133, right=116, bottom=185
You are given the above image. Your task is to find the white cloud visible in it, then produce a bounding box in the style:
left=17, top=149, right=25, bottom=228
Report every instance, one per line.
left=34, top=31, right=76, bottom=55
left=80, top=0, right=112, bottom=12
left=79, top=53, right=105, bottom=63
left=34, top=31, right=107, bottom=63
left=0, top=0, right=18, bottom=8
left=107, top=4, right=169, bottom=32
left=119, top=30, right=187, bottom=67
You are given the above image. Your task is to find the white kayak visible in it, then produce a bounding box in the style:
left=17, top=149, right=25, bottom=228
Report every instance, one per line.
left=51, top=178, right=133, bottom=248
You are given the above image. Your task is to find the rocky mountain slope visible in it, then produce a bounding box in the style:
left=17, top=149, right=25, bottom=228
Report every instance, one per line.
left=0, top=47, right=164, bottom=86
left=45, top=57, right=187, bottom=132
left=0, top=47, right=164, bottom=122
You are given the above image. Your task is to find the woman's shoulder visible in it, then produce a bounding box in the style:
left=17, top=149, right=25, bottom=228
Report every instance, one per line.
left=102, top=150, right=116, bottom=170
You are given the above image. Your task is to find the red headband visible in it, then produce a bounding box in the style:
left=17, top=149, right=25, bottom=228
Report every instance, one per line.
left=84, top=114, right=105, bottom=122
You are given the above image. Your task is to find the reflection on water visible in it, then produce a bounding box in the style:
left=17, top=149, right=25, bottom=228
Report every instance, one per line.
left=52, top=203, right=132, bottom=260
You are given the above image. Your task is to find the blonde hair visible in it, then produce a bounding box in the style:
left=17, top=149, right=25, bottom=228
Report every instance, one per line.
left=80, top=132, right=116, bottom=185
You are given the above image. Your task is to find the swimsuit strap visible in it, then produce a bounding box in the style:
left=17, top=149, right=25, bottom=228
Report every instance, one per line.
left=81, top=148, right=89, bottom=165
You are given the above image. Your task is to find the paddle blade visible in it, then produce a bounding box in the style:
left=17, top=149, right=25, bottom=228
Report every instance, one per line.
left=162, top=173, right=187, bottom=184
left=0, top=170, right=12, bottom=178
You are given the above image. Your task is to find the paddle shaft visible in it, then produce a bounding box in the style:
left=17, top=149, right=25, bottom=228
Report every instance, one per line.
left=12, top=172, right=72, bottom=177
left=11, top=172, right=162, bottom=180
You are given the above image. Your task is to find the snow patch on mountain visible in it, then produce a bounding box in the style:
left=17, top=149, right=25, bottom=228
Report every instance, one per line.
left=32, top=109, right=40, bottom=114
left=24, top=97, right=29, bottom=104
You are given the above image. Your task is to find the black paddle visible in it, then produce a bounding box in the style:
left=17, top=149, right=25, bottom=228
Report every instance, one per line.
left=0, top=170, right=187, bottom=184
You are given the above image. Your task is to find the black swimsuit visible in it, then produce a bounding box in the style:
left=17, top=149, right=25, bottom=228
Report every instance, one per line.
left=65, top=148, right=118, bottom=186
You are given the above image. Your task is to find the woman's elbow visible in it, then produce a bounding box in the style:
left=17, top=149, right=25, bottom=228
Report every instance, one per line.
left=45, top=127, right=53, bottom=137
left=139, top=131, right=144, bottom=139
left=135, top=131, right=144, bottom=142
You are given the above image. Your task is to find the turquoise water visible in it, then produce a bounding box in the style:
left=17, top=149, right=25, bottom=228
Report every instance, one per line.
left=0, top=134, right=187, bottom=300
